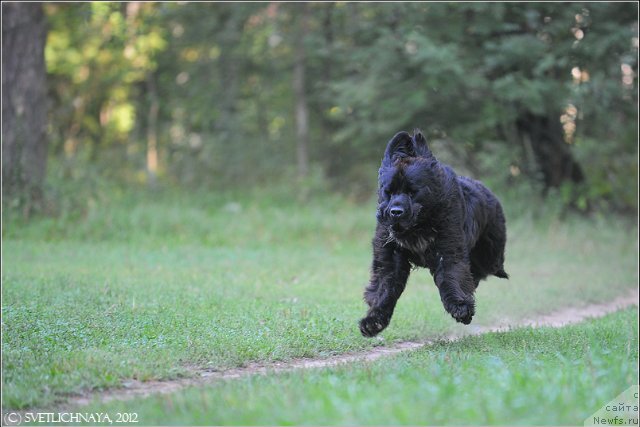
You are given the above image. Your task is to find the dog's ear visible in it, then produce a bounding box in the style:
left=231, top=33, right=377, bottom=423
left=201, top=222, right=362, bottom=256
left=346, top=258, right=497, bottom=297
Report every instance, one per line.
left=383, top=131, right=414, bottom=164
left=412, top=129, right=433, bottom=158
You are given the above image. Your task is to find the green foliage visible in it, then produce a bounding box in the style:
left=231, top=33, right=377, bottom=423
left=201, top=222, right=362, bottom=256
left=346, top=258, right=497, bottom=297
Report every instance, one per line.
left=324, top=3, right=637, bottom=209
left=45, top=3, right=166, bottom=152
left=40, top=3, right=637, bottom=211
left=572, top=135, right=639, bottom=212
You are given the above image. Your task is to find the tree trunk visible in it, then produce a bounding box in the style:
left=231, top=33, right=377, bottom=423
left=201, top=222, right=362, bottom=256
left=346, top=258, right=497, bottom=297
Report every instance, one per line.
left=2, top=2, right=48, bottom=210
left=319, top=3, right=343, bottom=182
left=292, top=4, right=310, bottom=178
left=212, top=5, right=242, bottom=183
left=516, top=111, right=584, bottom=191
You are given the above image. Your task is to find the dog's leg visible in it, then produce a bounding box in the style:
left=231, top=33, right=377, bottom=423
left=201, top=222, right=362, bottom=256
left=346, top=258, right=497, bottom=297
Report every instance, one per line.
left=360, top=238, right=411, bottom=337
left=434, top=250, right=477, bottom=325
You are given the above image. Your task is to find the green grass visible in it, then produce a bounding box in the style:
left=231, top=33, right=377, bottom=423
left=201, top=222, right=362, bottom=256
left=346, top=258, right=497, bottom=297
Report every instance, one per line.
left=82, top=308, right=639, bottom=426
left=2, top=188, right=638, bottom=409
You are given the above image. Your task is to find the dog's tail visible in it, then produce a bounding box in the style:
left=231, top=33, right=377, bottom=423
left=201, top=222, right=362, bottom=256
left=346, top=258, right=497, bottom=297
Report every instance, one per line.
left=495, top=269, right=509, bottom=279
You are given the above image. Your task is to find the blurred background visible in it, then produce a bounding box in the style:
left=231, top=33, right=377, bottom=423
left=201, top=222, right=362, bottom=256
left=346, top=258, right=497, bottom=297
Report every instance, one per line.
left=2, top=2, right=638, bottom=221
left=2, top=5, right=639, bottom=417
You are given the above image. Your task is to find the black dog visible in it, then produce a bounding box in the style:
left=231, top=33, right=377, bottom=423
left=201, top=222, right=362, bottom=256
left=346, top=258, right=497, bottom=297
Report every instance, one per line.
left=359, top=130, right=508, bottom=337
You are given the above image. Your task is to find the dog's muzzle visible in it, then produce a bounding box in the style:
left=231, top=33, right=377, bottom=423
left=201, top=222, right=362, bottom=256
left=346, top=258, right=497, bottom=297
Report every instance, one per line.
left=380, top=210, right=414, bottom=233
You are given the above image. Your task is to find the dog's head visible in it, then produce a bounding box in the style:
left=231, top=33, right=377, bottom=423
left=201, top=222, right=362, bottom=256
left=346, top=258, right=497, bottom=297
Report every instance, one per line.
left=376, top=130, right=438, bottom=234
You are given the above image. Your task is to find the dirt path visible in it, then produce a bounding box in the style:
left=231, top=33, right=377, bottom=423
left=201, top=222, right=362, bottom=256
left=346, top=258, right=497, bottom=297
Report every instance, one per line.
left=11, top=288, right=640, bottom=412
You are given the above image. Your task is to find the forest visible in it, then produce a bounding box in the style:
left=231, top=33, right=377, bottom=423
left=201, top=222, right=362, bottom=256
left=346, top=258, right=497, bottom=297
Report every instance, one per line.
left=3, top=2, right=637, bottom=215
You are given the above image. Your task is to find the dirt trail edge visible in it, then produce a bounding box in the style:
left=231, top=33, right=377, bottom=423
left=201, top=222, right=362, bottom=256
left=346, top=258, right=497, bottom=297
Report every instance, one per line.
left=16, top=289, right=640, bottom=411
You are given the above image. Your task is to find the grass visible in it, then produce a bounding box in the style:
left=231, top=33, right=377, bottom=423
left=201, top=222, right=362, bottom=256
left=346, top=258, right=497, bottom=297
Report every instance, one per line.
left=84, top=308, right=639, bottom=425
left=2, top=186, right=638, bottom=410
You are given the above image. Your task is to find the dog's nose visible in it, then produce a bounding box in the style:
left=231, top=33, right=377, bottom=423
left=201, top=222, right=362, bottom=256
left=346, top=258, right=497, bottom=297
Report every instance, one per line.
left=390, top=207, right=404, bottom=218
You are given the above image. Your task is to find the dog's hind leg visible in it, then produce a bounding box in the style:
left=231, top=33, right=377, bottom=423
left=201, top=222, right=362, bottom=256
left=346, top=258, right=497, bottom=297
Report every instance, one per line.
left=485, top=199, right=509, bottom=279
left=360, top=236, right=411, bottom=337
left=433, top=254, right=477, bottom=325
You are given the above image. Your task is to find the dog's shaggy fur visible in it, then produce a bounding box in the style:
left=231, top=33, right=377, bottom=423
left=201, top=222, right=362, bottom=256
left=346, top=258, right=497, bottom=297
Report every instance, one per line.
left=359, top=130, right=508, bottom=337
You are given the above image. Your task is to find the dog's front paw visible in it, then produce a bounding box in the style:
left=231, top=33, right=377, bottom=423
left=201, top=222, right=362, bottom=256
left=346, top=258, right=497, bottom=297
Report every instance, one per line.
left=444, top=298, right=475, bottom=325
left=359, top=312, right=389, bottom=337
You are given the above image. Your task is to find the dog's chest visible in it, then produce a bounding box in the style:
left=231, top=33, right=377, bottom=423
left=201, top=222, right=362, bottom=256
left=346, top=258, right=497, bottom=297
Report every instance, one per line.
left=393, top=232, right=438, bottom=267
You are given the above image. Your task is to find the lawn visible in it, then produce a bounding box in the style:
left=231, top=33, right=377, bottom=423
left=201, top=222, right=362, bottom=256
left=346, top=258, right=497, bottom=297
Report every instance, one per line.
left=2, top=188, right=638, bottom=410
left=85, top=308, right=639, bottom=426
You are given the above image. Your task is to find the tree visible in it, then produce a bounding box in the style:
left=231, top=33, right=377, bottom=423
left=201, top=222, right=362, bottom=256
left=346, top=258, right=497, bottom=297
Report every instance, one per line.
left=292, top=3, right=310, bottom=178
left=324, top=3, right=636, bottom=206
left=39, top=3, right=637, bottom=211
left=2, top=2, right=48, bottom=211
